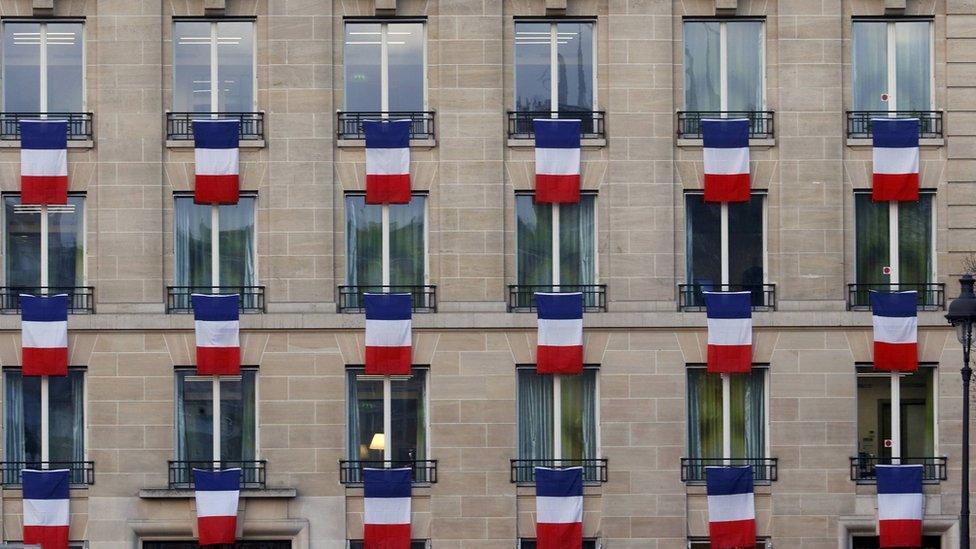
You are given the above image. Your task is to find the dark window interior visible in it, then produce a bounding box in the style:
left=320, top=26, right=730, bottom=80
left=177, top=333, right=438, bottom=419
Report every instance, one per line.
left=144, top=542, right=290, bottom=549
left=348, top=542, right=427, bottom=549
left=852, top=536, right=941, bottom=549
left=519, top=541, right=597, bottom=549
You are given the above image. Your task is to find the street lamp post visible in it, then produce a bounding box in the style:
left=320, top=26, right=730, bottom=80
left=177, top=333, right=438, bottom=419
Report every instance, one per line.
left=946, top=273, right=976, bottom=549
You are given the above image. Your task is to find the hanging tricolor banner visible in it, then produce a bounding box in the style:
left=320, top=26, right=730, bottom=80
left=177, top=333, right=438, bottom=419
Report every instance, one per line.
left=193, top=119, right=240, bottom=205
left=535, top=292, right=584, bottom=375
left=363, top=468, right=412, bottom=548
left=20, top=119, right=68, bottom=205
left=193, top=468, right=241, bottom=545
left=535, top=467, right=583, bottom=549
left=870, top=291, right=918, bottom=373
left=705, top=466, right=756, bottom=549
left=704, top=291, right=752, bottom=374
left=22, top=468, right=70, bottom=549
left=702, top=118, right=750, bottom=203
left=21, top=294, right=69, bottom=377
left=364, top=119, right=412, bottom=204
left=533, top=118, right=581, bottom=204
left=364, top=293, right=412, bottom=375
left=192, top=294, right=241, bottom=375
left=872, top=118, right=919, bottom=202
left=876, top=464, right=924, bottom=548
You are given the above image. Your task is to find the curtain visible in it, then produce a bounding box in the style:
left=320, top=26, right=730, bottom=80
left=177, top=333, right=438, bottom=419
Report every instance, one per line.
left=176, top=371, right=214, bottom=462
left=683, top=22, right=720, bottom=111
left=346, top=370, right=360, bottom=460
left=895, top=22, right=931, bottom=111
left=852, top=22, right=888, bottom=111
left=174, top=197, right=213, bottom=287
left=4, top=371, right=25, bottom=482
left=517, top=195, right=553, bottom=287
left=391, top=370, right=427, bottom=461
left=687, top=369, right=722, bottom=459
left=898, top=194, right=933, bottom=286
left=345, top=195, right=383, bottom=288
left=517, top=369, right=554, bottom=462
left=559, top=370, right=597, bottom=462
left=855, top=193, right=890, bottom=285
left=47, top=196, right=85, bottom=288
left=389, top=198, right=426, bottom=286
left=728, top=195, right=764, bottom=288
left=559, top=196, right=596, bottom=288
left=218, top=197, right=256, bottom=288
left=731, top=369, right=765, bottom=460
left=726, top=22, right=764, bottom=112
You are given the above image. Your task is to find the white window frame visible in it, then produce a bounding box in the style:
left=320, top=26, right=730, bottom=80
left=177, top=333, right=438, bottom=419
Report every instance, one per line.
left=515, top=365, right=601, bottom=464
left=853, top=190, right=937, bottom=285
left=345, top=366, right=431, bottom=463
left=514, top=192, right=599, bottom=288
left=683, top=18, right=766, bottom=112
left=856, top=19, right=936, bottom=112
left=684, top=191, right=768, bottom=287
left=2, top=366, right=88, bottom=468
left=343, top=20, right=428, bottom=112
left=171, top=19, right=258, bottom=112
left=513, top=19, right=598, bottom=112
left=686, top=364, right=770, bottom=462
left=173, top=366, right=261, bottom=463
left=1, top=192, right=88, bottom=287
left=172, top=192, right=259, bottom=287
left=854, top=363, right=939, bottom=463
left=345, top=192, right=429, bottom=287
left=1, top=20, right=87, bottom=112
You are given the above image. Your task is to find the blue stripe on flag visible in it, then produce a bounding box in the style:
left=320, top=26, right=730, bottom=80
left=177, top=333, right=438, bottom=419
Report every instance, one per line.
left=870, top=291, right=918, bottom=318
left=20, top=120, right=68, bottom=150
left=192, top=294, right=240, bottom=321
left=535, top=466, right=583, bottom=498
left=364, top=293, right=412, bottom=320
left=533, top=119, right=582, bottom=149
left=21, top=294, right=68, bottom=322
left=363, top=467, right=413, bottom=498
left=705, top=466, right=754, bottom=496
left=192, top=119, right=241, bottom=149
left=876, top=464, right=923, bottom=494
left=701, top=119, right=749, bottom=149
left=193, top=468, right=241, bottom=491
left=535, top=292, right=583, bottom=320
left=703, top=291, right=752, bottom=319
left=872, top=118, right=919, bottom=149
left=364, top=120, right=411, bottom=149
left=22, top=468, right=70, bottom=500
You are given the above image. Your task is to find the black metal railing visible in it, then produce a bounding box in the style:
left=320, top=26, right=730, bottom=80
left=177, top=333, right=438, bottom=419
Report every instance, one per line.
left=676, top=111, right=775, bottom=140
left=850, top=456, right=947, bottom=483
left=0, top=112, right=93, bottom=141
left=166, top=112, right=265, bottom=141
left=337, top=285, right=437, bottom=313
left=168, top=460, right=267, bottom=489
left=677, top=283, right=776, bottom=312
left=0, top=286, right=95, bottom=314
left=847, top=283, right=946, bottom=311
left=0, top=461, right=95, bottom=486
left=509, top=458, right=608, bottom=484
left=680, top=457, right=778, bottom=484
left=507, top=284, right=607, bottom=312
left=166, top=286, right=266, bottom=313
left=336, top=111, right=436, bottom=140
left=846, top=110, right=944, bottom=139
left=507, top=111, right=606, bottom=140
left=338, top=459, right=439, bottom=485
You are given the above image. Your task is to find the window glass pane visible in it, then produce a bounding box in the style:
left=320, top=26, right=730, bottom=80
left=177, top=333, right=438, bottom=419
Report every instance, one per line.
left=560, top=369, right=597, bottom=461
left=6, top=195, right=40, bottom=286
left=48, top=370, right=84, bottom=466
left=517, top=195, right=553, bottom=286
left=389, top=197, right=425, bottom=286
left=387, top=23, right=425, bottom=111
left=728, top=195, right=764, bottom=287
left=683, top=22, right=720, bottom=111
left=514, top=22, right=552, bottom=112
left=726, top=22, right=763, bottom=111
left=216, top=22, right=254, bottom=112
left=857, top=368, right=935, bottom=460
left=219, top=370, right=257, bottom=462
left=555, top=22, right=593, bottom=112
left=174, top=197, right=255, bottom=287
left=895, top=22, right=931, bottom=111
left=174, top=197, right=213, bottom=286
left=176, top=371, right=214, bottom=461
left=4, top=195, right=84, bottom=287
left=687, top=369, right=722, bottom=459
left=684, top=194, right=721, bottom=287
left=218, top=197, right=256, bottom=287
left=851, top=535, right=941, bottom=549
left=898, top=193, right=933, bottom=285
left=902, top=367, right=935, bottom=457
left=517, top=369, right=554, bottom=460
left=4, top=370, right=42, bottom=464
left=45, top=23, right=84, bottom=112
left=559, top=195, right=596, bottom=286
left=347, top=371, right=384, bottom=461
left=344, top=23, right=382, bottom=111
left=852, top=22, right=888, bottom=111
left=729, top=369, right=764, bottom=459
left=855, top=194, right=890, bottom=285
left=345, top=195, right=383, bottom=286
left=173, top=21, right=213, bottom=112
left=3, top=22, right=41, bottom=112
left=391, top=370, right=427, bottom=461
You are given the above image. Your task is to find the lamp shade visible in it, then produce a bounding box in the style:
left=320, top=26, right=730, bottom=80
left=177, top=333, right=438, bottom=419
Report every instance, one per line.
left=947, top=275, right=976, bottom=345
left=369, top=433, right=385, bottom=451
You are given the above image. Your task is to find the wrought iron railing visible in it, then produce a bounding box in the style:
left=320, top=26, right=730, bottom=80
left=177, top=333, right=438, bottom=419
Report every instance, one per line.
left=337, top=285, right=437, bottom=313
left=509, top=458, right=608, bottom=484
left=507, top=284, right=607, bottom=312
left=338, top=459, right=439, bottom=485
left=676, top=111, right=775, bottom=140
left=166, top=286, right=266, bottom=313
left=846, top=110, right=944, bottom=139
left=0, top=460, right=95, bottom=486
left=0, top=112, right=93, bottom=141
left=168, top=460, right=267, bottom=489
left=850, top=456, right=947, bottom=483
left=847, top=283, right=945, bottom=311
left=680, top=457, right=778, bottom=484
left=507, top=111, right=606, bottom=140
left=678, top=283, right=776, bottom=312
left=336, top=111, right=436, bottom=140
left=0, top=286, right=95, bottom=314
left=166, top=112, right=265, bottom=141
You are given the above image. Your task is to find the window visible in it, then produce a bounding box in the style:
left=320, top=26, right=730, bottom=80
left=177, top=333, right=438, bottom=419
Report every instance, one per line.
left=349, top=542, right=428, bottom=549
left=145, top=542, right=291, bottom=549
left=683, top=19, right=764, bottom=112
left=174, top=195, right=256, bottom=288
left=173, top=20, right=255, bottom=112
left=851, top=536, right=941, bottom=548
left=519, top=540, right=598, bottom=549
left=345, top=194, right=427, bottom=289
left=689, top=539, right=769, bottom=549
left=4, top=195, right=85, bottom=288
left=343, top=21, right=425, bottom=112
left=852, top=20, right=932, bottom=112
left=854, top=192, right=934, bottom=290
left=855, top=365, right=936, bottom=473
left=514, top=20, right=595, bottom=113
left=346, top=367, right=428, bottom=468
left=2, top=21, right=84, bottom=112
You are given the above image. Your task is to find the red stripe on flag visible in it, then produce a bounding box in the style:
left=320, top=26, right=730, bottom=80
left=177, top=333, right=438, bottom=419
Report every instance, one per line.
left=872, top=173, right=919, bottom=202
left=703, top=173, right=751, bottom=203
left=536, top=522, right=583, bottom=549
left=873, top=341, right=918, bottom=372
left=365, top=345, right=412, bottom=375
left=24, top=525, right=70, bottom=549
left=707, top=344, right=752, bottom=374
left=537, top=345, right=583, bottom=375
left=196, top=346, right=241, bottom=375
left=879, top=519, right=922, bottom=548
left=21, top=175, right=68, bottom=205
left=22, top=347, right=68, bottom=376
left=535, top=174, right=580, bottom=204
left=366, top=174, right=412, bottom=204
left=197, top=515, right=237, bottom=545
left=194, top=174, right=240, bottom=205
left=708, top=518, right=756, bottom=549
left=364, top=523, right=412, bottom=549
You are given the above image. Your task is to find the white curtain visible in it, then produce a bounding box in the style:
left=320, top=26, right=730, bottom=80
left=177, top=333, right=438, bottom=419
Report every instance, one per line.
left=517, top=369, right=554, bottom=470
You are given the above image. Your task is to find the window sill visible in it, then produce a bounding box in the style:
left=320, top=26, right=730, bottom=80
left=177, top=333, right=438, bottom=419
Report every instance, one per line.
left=337, top=138, right=436, bottom=149
left=676, top=137, right=775, bottom=148
left=0, top=140, right=93, bottom=150
left=138, top=487, right=297, bottom=499
left=846, top=137, right=944, bottom=147
left=507, top=138, right=606, bottom=148
left=166, top=139, right=266, bottom=149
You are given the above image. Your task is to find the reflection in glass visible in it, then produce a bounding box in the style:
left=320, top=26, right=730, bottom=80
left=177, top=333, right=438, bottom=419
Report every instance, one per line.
left=515, top=22, right=594, bottom=112
left=516, top=195, right=595, bottom=287
left=852, top=22, right=888, bottom=111
left=174, top=21, right=255, bottom=112
left=344, top=23, right=382, bottom=111
left=3, top=22, right=41, bottom=111
left=556, top=22, right=593, bottom=112
left=683, top=22, right=720, bottom=111
left=895, top=21, right=931, bottom=111
left=898, top=193, right=933, bottom=285
left=516, top=196, right=553, bottom=286
left=346, top=369, right=428, bottom=462
left=389, top=198, right=426, bottom=286
left=387, top=23, right=425, bottom=112
left=345, top=194, right=383, bottom=287
left=728, top=195, right=764, bottom=287
left=4, top=195, right=85, bottom=287
left=4, top=369, right=85, bottom=468
left=514, top=22, right=552, bottom=112
left=855, top=194, right=890, bottom=285
left=853, top=21, right=932, bottom=111
left=174, top=196, right=256, bottom=287
left=684, top=194, right=721, bottom=288
left=217, top=22, right=255, bottom=112
left=391, top=370, right=427, bottom=461
left=175, top=369, right=257, bottom=462
left=45, top=23, right=84, bottom=112
left=173, top=21, right=213, bottom=112
left=2, top=22, right=83, bottom=112
left=559, top=195, right=596, bottom=286
left=344, top=22, right=424, bottom=111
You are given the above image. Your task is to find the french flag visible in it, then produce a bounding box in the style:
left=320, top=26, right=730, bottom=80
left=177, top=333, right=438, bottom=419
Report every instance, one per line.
left=22, top=469, right=70, bottom=549
left=193, top=119, right=240, bottom=205
left=536, top=292, right=583, bottom=375
left=533, top=119, right=581, bottom=204
left=702, top=118, right=751, bottom=203
left=365, top=293, right=412, bottom=375
left=363, top=467, right=412, bottom=549
left=876, top=464, right=924, bottom=548
left=20, top=120, right=68, bottom=205
left=871, top=291, right=918, bottom=373
left=192, top=294, right=240, bottom=376
left=21, top=294, right=68, bottom=377
left=193, top=468, right=240, bottom=545
left=535, top=467, right=583, bottom=549
left=706, top=466, right=756, bottom=549
left=704, top=291, right=752, bottom=374
left=872, top=118, right=919, bottom=202
left=364, top=120, right=411, bottom=205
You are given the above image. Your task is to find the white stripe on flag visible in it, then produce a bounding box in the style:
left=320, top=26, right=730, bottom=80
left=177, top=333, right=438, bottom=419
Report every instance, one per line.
left=364, top=318, right=412, bottom=347
left=706, top=492, right=755, bottom=523
left=703, top=147, right=749, bottom=175
left=364, top=497, right=411, bottom=524
left=22, top=320, right=67, bottom=348
left=195, top=147, right=239, bottom=176
left=195, top=320, right=240, bottom=347
left=537, top=318, right=583, bottom=347
left=195, top=489, right=240, bottom=517
left=536, top=495, right=583, bottom=524
left=706, top=317, right=752, bottom=346
left=873, top=316, right=918, bottom=344
left=21, top=148, right=67, bottom=177
left=22, top=498, right=69, bottom=526
left=873, top=147, right=919, bottom=175
left=535, top=148, right=580, bottom=175
left=366, top=147, right=410, bottom=175
left=878, top=493, right=924, bottom=521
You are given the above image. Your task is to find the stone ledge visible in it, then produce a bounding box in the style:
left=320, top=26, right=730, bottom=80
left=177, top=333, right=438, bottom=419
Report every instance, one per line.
left=337, top=138, right=436, bottom=149
left=508, top=138, right=606, bottom=148
left=847, top=137, right=945, bottom=147
left=676, top=138, right=776, bottom=148
left=138, top=487, right=298, bottom=499
left=166, top=139, right=266, bottom=149
left=0, top=140, right=93, bottom=149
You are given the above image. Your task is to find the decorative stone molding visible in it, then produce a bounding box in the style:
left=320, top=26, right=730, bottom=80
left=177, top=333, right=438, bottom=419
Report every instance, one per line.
left=715, top=0, right=737, bottom=15
left=885, top=0, right=907, bottom=13
left=545, top=0, right=567, bottom=14
left=32, top=0, right=54, bottom=15
left=204, top=0, right=226, bottom=15
left=375, top=0, right=396, bottom=15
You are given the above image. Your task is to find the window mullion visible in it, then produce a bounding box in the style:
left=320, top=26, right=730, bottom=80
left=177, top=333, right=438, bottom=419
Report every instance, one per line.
left=212, top=378, right=221, bottom=463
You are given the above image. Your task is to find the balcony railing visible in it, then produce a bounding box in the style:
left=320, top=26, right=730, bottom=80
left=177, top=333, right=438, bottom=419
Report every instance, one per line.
left=507, top=111, right=606, bottom=140
left=338, top=459, right=439, bottom=485
left=337, top=285, right=437, bottom=313
left=676, top=111, right=775, bottom=140
left=168, top=460, right=267, bottom=489
left=677, top=283, right=776, bottom=312
left=166, top=286, right=266, bottom=313
left=0, top=287, right=95, bottom=314
left=509, top=458, right=608, bottom=485
left=166, top=112, right=265, bottom=141
left=336, top=111, right=436, bottom=140
left=847, top=283, right=946, bottom=311
left=507, top=284, right=607, bottom=312
left=850, top=456, right=947, bottom=484
left=846, top=110, right=944, bottom=139
left=0, top=112, right=93, bottom=141
left=0, top=461, right=95, bottom=486
left=680, top=457, right=778, bottom=484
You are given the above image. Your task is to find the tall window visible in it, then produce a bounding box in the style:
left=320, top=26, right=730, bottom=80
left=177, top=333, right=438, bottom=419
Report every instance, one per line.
left=175, top=368, right=258, bottom=466
left=516, top=194, right=596, bottom=291
left=514, top=20, right=595, bottom=113
left=174, top=195, right=256, bottom=288
left=173, top=20, right=255, bottom=112
left=683, top=19, right=764, bottom=112
left=519, top=540, right=598, bottom=549
left=856, top=366, right=935, bottom=466
left=345, top=194, right=426, bottom=288
left=855, top=192, right=934, bottom=288
left=343, top=21, right=425, bottom=112
left=2, top=21, right=84, bottom=112
left=852, top=19, right=932, bottom=112
left=685, top=193, right=765, bottom=294
left=346, top=368, right=428, bottom=475
left=4, top=195, right=85, bottom=288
